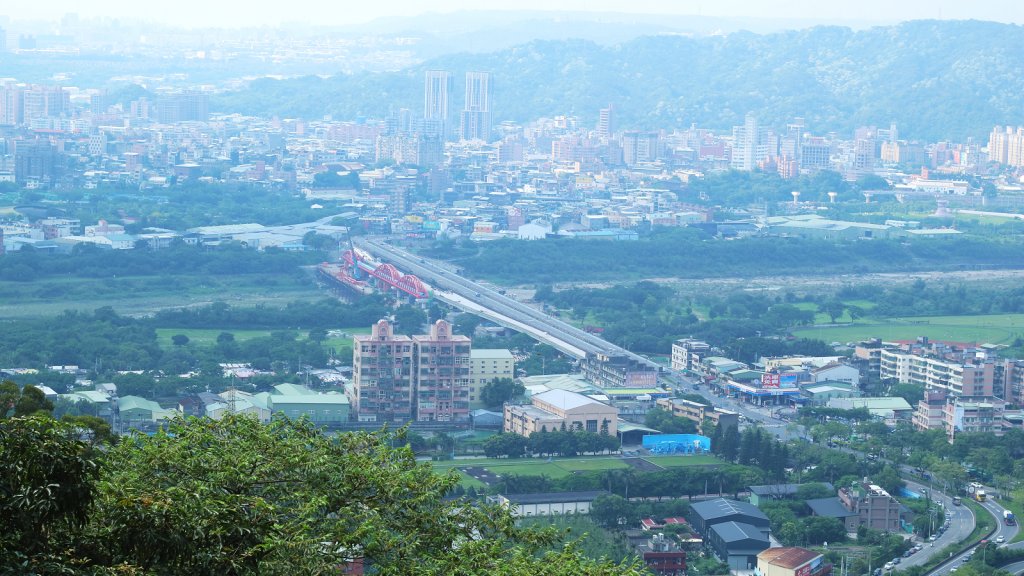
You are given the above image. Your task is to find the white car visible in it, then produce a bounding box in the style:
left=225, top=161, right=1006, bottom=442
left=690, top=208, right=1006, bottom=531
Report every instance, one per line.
left=996, top=535, right=1005, bottom=544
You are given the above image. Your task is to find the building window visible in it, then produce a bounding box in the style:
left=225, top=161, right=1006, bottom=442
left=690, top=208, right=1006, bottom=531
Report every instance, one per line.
left=586, top=419, right=598, bottom=432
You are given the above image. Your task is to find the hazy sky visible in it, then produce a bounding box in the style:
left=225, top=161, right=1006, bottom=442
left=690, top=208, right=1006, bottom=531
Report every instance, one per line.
left=4, top=0, right=1024, bottom=28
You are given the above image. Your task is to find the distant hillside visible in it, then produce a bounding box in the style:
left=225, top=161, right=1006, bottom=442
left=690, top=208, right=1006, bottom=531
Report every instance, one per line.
left=215, top=20, right=1024, bottom=141
left=347, top=10, right=883, bottom=58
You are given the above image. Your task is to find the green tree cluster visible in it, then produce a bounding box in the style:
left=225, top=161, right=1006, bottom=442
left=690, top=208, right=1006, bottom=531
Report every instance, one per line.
left=497, top=462, right=764, bottom=502
left=151, top=296, right=390, bottom=330
left=523, top=429, right=619, bottom=458
left=483, top=433, right=530, bottom=458
left=0, top=299, right=392, bottom=401
left=480, top=378, right=526, bottom=410
left=0, top=242, right=322, bottom=282
left=0, top=381, right=54, bottom=418
left=575, top=495, right=695, bottom=531
left=644, top=407, right=698, bottom=435
left=458, top=230, right=1024, bottom=285
left=711, top=425, right=789, bottom=480
left=532, top=281, right=828, bottom=356
left=0, top=414, right=647, bottom=575
left=836, top=281, right=1024, bottom=318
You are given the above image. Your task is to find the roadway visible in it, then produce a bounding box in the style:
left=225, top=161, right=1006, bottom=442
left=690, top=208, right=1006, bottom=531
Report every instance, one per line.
left=356, top=240, right=1024, bottom=574
left=354, top=238, right=662, bottom=370
left=431, top=289, right=588, bottom=358
left=923, top=489, right=1019, bottom=576
left=1003, top=561, right=1024, bottom=576
left=660, top=370, right=992, bottom=574
left=897, top=479, right=973, bottom=570
left=660, top=370, right=804, bottom=440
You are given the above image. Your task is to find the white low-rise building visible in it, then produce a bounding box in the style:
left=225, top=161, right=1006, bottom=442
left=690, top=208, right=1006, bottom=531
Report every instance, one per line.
left=493, top=491, right=609, bottom=517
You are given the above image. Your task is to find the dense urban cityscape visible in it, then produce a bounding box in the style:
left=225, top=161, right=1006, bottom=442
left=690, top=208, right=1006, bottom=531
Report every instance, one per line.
left=2, top=5, right=1024, bottom=576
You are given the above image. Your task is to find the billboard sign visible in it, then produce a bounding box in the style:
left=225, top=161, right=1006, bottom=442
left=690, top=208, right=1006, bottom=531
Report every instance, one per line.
left=780, top=373, right=799, bottom=388
left=762, top=373, right=781, bottom=389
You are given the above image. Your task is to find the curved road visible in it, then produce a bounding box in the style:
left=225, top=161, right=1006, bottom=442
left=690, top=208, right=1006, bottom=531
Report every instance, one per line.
left=1002, top=561, right=1024, bottom=575
left=897, top=479, right=975, bottom=570
left=926, top=492, right=1019, bottom=576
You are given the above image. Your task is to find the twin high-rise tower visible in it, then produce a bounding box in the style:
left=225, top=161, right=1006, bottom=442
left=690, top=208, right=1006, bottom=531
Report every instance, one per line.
left=423, top=70, right=453, bottom=140
left=423, top=70, right=491, bottom=142
left=460, top=71, right=491, bottom=142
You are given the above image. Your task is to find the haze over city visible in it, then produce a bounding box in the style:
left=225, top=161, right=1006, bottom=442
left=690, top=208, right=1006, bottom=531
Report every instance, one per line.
left=2, top=1, right=1024, bottom=575
left=4, top=0, right=1024, bottom=27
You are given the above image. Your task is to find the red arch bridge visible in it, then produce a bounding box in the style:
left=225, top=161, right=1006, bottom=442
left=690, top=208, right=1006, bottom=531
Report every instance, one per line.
left=338, top=249, right=430, bottom=300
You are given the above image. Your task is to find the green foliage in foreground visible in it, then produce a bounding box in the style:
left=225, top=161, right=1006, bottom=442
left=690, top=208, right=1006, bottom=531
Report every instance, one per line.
left=520, top=515, right=637, bottom=567
left=0, top=415, right=647, bottom=575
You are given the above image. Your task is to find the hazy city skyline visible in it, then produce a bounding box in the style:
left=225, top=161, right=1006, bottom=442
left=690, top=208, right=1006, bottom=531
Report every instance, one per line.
left=3, top=0, right=1024, bottom=29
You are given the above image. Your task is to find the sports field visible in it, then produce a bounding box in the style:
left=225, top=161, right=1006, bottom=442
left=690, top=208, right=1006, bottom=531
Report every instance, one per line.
left=793, top=313, right=1024, bottom=345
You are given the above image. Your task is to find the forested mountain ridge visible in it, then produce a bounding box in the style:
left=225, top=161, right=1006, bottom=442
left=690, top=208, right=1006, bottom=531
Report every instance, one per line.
left=216, top=19, right=1024, bottom=140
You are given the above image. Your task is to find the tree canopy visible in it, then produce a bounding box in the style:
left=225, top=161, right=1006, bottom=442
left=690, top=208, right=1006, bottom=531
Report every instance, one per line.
left=0, top=415, right=646, bottom=575
left=480, top=378, right=525, bottom=410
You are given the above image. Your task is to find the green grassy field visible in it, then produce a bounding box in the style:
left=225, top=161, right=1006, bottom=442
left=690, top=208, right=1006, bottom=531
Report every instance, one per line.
left=793, top=313, right=1024, bottom=345
left=842, top=299, right=878, bottom=310
left=449, top=470, right=487, bottom=489
left=794, top=302, right=852, bottom=324
left=957, top=212, right=1024, bottom=225
left=322, top=328, right=370, bottom=352
left=434, top=459, right=572, bottom=478
left=793, top=300, right=877, bottom=324
left=155, top=326, right=372, bottom=348
left=0, top=274, right=323, bottom=319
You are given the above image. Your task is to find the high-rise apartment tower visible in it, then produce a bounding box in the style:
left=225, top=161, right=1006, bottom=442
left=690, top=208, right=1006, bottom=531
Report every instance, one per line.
left=460, top=71, right=491, bottom=141
left=424, top=70, right=453, bottom=140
